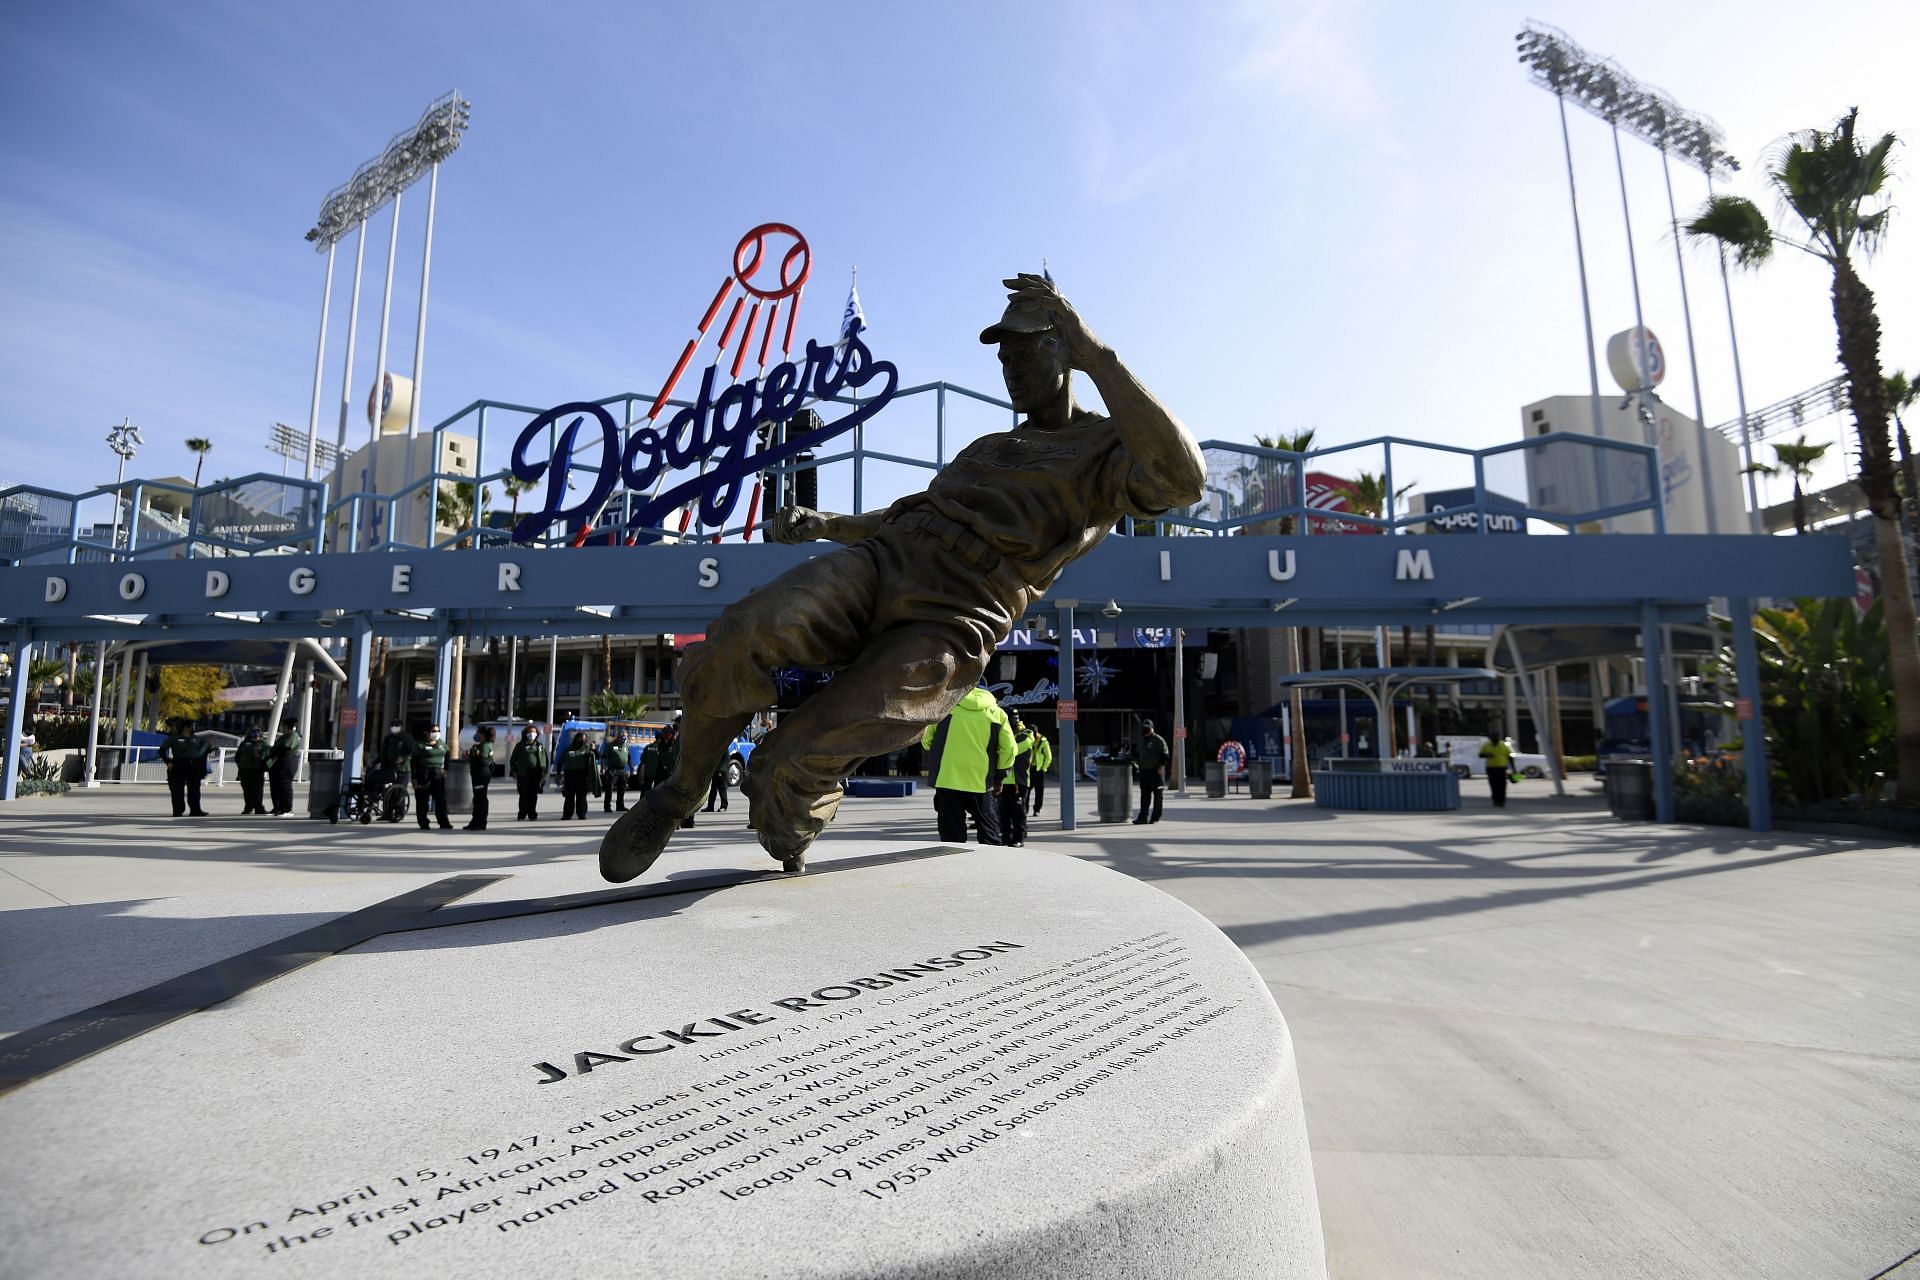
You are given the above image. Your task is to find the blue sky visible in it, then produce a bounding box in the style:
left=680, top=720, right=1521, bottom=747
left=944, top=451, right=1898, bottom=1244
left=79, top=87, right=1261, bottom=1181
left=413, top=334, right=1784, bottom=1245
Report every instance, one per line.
left=2, top=0, right=1914, bottom=521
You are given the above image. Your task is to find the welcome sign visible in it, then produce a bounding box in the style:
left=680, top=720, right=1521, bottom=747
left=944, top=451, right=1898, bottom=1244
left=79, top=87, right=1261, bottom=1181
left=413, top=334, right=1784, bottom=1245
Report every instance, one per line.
left=508, top=225, right=898, bottom=544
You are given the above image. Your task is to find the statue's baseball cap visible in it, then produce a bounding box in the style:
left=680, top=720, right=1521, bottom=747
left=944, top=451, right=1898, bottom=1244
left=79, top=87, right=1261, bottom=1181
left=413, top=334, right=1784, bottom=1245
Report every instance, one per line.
left=979, top=298, right=1055, bottom=344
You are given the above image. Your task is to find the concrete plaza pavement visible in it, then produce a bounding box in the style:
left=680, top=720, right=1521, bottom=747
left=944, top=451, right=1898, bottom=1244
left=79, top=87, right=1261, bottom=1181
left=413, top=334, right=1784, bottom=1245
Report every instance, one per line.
left=1, top=777, right=1915, bottom=1278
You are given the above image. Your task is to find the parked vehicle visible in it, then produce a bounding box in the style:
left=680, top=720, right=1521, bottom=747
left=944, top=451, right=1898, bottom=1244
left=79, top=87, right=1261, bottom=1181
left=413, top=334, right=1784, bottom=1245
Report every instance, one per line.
left=1436, top=734, right=1550, bottom=779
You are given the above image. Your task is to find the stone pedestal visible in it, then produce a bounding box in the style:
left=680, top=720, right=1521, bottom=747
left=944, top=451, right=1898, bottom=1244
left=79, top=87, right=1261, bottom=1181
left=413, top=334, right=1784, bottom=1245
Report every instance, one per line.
left=0, top=844, right=1325, bottom=1277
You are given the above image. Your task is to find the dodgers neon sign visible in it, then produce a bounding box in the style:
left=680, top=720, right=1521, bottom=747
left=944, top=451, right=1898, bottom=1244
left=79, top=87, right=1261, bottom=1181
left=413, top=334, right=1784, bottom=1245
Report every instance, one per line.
left=508, top=224, right=897, bottom=543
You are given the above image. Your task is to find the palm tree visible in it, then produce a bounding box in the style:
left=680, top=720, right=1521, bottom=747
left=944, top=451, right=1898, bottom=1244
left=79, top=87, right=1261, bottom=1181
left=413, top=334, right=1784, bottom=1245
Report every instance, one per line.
left=501, top=475, right=534, bottom=525
left=1686, top=107, right=1918, bottom=806
left=185, top=437, right=213, bottom=488
left=1767, top=436, right=1831, bottom=534
left=1336, top=471, right=1415, bottom=523
left=1256, top=429, right=1317, bottom=797
left=438, top=481, right=490, bottom=547
left=1890, top=369, right=1918, bottom=534
left=27, top=657, right=64, bottom=705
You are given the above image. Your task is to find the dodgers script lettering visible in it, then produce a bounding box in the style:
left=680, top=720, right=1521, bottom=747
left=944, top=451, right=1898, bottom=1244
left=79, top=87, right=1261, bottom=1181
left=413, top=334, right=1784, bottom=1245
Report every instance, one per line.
left=509, top=334, right=897, bottom=543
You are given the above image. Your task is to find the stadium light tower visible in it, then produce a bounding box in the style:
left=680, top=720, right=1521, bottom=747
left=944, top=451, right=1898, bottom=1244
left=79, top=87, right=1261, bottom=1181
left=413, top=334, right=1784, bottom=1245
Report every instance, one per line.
left=1515, top=24, right=1750, bottom=529
left=302, top=92, right=471, bottom=490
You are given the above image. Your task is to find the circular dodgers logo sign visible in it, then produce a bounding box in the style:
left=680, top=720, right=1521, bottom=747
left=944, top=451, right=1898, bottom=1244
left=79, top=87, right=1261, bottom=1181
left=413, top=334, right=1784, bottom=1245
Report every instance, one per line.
left=1606, top=326, right=1666, bottom=392
left=1216, top=740, right=1246, bottom=774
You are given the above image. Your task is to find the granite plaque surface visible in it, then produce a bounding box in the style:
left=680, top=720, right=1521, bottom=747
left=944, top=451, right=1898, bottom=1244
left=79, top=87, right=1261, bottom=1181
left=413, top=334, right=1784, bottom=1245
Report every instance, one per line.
left=0, top=846, right=1324, bottom=1278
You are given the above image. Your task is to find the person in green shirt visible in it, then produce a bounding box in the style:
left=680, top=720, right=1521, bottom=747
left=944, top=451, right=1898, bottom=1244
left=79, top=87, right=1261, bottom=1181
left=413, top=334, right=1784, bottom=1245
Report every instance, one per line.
left=157, top=718, right=211, bottom=818
left=234, top=726, right=270, bottom=815
left=412, top=724, right=453, bottom=830
left=464, top=725, right=496, bottom=831
left=1132, top=719, right=1170, bottom=825
left=559, top=732, right=602, bottom=820
left=267, top=720, right=302, bottom=816
left=377, top=723, right=416, bottom=784
left=1478, top=732, right=1514, bottom=808
left=509, top=726, right=549, bottom=821
left=601, top=730, right=630, bottom=813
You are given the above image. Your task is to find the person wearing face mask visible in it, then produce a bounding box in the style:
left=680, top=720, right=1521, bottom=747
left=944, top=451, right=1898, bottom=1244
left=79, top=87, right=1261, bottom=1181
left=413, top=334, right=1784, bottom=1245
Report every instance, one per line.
left=510, top=726, right=549, bottom=821
left=413, top=724, right=453, bottom=830
left=234, top=726, right=270, bottom=815
left=378, top=722, right=416, bottom=790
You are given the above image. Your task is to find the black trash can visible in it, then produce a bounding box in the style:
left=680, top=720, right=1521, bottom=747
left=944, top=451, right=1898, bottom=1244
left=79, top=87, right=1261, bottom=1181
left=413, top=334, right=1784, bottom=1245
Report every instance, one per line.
left=445, top=767, right=473, bottom=815
left=94, top=746, right=124, bottom=782
left=1247, top=760, right=1274, bottom=800
left=1606, top=759, right=1655, bottom=820
left=1204, top=762, right=1227, bottom=798
left=307, top=757, right=344, bottom=818
left=1097, top=763, right=1132, bottom=823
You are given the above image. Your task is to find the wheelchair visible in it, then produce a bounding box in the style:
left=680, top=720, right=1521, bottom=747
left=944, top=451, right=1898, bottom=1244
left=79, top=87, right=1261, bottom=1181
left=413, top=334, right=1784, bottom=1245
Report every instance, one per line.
left=328, top=766, right=412, bottom=825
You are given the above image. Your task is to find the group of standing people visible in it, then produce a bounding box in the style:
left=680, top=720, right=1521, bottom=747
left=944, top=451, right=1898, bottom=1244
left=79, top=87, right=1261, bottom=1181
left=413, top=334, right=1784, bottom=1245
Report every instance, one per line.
left=921, top=685, right=1053, bottom=847
left=164, top=718, right=300, bottom=818
left=490, top=723, right=683, bottom=826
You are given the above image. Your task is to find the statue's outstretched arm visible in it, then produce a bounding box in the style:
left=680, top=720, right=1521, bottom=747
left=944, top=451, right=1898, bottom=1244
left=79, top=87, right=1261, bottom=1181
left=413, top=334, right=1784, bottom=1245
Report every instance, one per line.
left=768, top=506, right=888, bottom=546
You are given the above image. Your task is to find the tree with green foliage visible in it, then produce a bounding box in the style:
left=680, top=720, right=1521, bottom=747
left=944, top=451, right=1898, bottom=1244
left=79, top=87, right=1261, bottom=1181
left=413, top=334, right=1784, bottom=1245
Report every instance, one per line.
left=1335, top=471, right=1414, bottom=522
left=1716, top=598, right=1894, bottom=806
left=1890, top=368, right=1918, bottom=533
left=185, top=437, right=213, bottom=488
left=1686, top=107, right=1917, bottom=806
left=586, top=690, right=652, bottom=719
left=1765, top=435, right=1831, bottom=534
left=439, top=480, right=490, bottom=545
left=27, top=656, right=64, bottom=704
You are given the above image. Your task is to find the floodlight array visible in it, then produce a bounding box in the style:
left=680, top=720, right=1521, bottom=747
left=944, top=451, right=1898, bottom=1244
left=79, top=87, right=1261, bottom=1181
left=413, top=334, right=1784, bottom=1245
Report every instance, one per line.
left=1710, top=375, right=1850, bottom=444
left=1514, top=23, right=1736, bottom=175
left=268, top=421, right=342, bottom=469
left=305, top=90, right=472, bottom=248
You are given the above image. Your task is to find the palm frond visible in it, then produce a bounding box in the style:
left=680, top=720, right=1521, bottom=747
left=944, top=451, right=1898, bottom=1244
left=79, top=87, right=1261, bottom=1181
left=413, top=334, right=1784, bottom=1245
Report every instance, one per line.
left=1685, top=195, right=1776, bottom=267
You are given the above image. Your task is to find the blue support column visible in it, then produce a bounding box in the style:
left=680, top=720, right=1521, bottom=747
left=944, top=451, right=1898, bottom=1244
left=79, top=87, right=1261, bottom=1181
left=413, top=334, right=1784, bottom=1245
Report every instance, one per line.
left=1728, top=596, right=1772, bottom=832
left=432, top=628, right=455, bottom=730
left=342, top=620, right=373, bottom=786
left=3, top=631, right=32, bottom=802
left=1058, top=603, right=1077, bottom=832
left=1640, top=603, right=1674, bottom=822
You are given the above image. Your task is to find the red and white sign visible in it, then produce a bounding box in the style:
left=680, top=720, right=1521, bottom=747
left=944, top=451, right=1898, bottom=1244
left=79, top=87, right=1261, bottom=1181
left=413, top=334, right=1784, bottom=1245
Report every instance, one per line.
left=1173, top=725, right=1188, bottom=740
left=339, top=708, right=359, bottom=728
left=1302, top=472, right=1383, bottom=536
left=1735, top=698, right=1753, bottom=721
left=1056, top=700, right=1078, bottom=722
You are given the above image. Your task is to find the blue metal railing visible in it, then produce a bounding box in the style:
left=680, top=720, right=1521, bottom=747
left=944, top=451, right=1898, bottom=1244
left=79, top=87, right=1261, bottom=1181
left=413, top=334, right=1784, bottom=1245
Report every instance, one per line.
left=1, top=389, right=1664, bottom=566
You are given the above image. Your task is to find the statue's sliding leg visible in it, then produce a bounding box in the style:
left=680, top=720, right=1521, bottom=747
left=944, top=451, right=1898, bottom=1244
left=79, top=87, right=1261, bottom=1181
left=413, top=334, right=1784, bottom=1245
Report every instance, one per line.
left=599, top=548, right=879, bottom=883
left=744, top=621, right=985, bottom=872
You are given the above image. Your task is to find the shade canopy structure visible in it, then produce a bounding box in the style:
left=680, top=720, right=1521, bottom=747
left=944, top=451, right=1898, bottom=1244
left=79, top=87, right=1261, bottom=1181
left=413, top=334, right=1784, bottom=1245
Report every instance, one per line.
left=1486, top=623, right=1717, bottom=674
left=1258, top=667, right=1503, bottom=761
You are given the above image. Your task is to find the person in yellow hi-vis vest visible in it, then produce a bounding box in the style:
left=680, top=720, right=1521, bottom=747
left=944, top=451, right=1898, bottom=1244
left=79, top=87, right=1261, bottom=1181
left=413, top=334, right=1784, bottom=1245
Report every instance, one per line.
left=1478, top=732, right=1514, bottom=808
left=1026, top=725, right=1054, bottom=816
left=999, top=712, right=1036, bottom=846
left=922, top=685, right=1016, bottom=845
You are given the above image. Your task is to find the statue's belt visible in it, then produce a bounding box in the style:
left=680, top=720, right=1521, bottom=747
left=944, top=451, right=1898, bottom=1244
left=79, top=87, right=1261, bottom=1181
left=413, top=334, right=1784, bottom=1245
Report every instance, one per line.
left=890, top=511, right=1004, bottom=576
